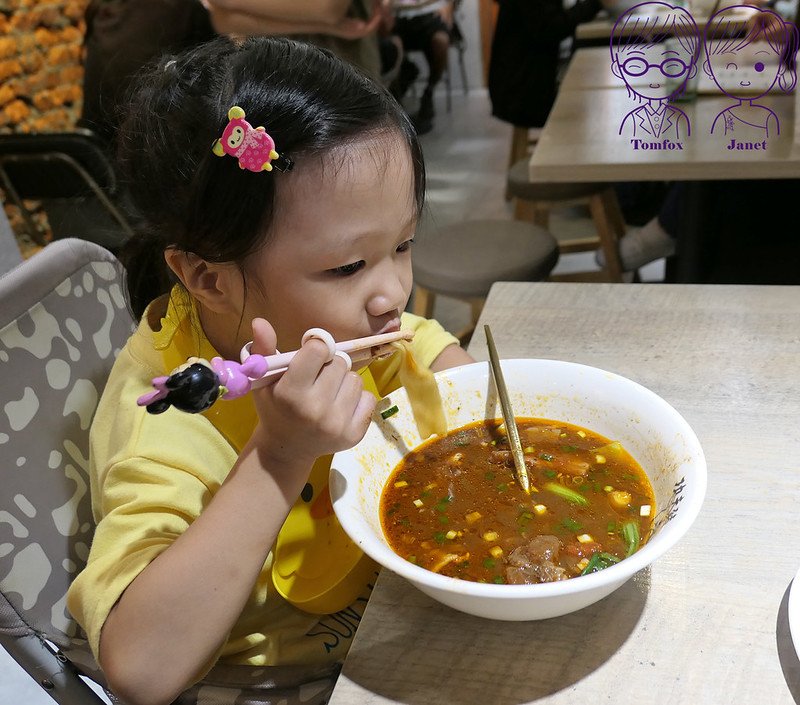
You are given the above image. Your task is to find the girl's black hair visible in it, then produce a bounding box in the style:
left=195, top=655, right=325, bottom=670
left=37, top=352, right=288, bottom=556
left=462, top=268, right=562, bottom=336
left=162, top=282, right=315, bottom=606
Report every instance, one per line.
left=117, top=36, right=426, bottom=318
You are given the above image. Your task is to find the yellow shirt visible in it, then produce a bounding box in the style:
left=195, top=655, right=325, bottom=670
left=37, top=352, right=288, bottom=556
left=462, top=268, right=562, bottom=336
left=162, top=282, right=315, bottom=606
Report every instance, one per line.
left=67, top=288, right=458, bottom=673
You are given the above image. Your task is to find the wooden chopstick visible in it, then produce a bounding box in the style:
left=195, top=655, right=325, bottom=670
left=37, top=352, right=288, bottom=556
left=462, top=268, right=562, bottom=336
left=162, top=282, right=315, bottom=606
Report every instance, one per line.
left=484, top=325, right=531, bottom=494
left=248, top=329, right=414, bottom=383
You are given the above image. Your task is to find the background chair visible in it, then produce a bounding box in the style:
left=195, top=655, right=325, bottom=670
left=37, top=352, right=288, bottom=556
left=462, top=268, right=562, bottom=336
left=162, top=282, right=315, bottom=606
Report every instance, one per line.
left=0, top=130, right=135, bottom=254
left=411, top=219, right=559, bottom=344
left=0, top=238, right=343, bottom=705
left=506, top=158, right=628, bottom=282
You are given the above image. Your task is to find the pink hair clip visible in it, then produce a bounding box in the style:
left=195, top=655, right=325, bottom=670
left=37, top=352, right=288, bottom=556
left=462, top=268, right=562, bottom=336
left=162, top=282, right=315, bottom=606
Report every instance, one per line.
left=211, top=105, right=293, bottom=173
left=137, top=328, right=413, bottom=415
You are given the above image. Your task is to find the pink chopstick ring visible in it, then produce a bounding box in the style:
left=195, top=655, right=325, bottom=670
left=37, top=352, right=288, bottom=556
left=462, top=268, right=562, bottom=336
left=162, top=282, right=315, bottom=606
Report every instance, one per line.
left=240, top=328, right=352, bottom=390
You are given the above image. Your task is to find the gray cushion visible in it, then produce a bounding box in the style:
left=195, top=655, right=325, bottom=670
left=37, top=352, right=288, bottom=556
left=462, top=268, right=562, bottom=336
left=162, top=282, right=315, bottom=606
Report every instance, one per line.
left=507, top=158, right=606, bottom=201
left=413, top=219, right=559, bottom=298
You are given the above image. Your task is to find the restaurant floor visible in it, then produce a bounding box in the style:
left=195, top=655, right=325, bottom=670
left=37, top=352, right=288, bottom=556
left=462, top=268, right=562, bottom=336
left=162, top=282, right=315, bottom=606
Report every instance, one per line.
left=0, top=87, right=669, bottom=704
left=408, top=87, right=666, bottom=339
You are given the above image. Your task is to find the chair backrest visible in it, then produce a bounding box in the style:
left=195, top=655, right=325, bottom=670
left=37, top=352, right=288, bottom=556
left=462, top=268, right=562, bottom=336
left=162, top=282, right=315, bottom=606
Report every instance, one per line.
left=0, top=129, right=118, bottom=197
left=0, top=130, right=134, bottom=253
left=0, top=238, right=135, bottom=702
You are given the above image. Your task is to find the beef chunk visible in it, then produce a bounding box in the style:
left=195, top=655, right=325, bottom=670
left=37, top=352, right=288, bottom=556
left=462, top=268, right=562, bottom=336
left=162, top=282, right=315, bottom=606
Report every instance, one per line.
left=505, top=535, right=569, bottom=584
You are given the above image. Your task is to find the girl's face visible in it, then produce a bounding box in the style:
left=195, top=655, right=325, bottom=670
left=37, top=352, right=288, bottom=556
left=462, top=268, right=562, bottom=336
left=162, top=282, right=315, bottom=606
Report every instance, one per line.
left=240, top=133, right=416, bottom=352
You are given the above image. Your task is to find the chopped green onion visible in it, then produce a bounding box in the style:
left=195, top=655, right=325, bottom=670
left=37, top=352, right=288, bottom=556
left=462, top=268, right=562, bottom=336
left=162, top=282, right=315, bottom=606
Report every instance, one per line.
left=539, top=453, right=555, bottom=462
left=622, top=520, right=640, bottom=557
left=483, top=557, right=496, bottom=569
left=543, top=469, right=557, bottom=479
left=580, top=551, right=621, bottom=575
left=380, top=405, right=399, bottom=419
left=544, top=482, right=589, bottom=506
left=492, top=575, right=505, bottom=584
left=560, top=517, right=582, bottom=532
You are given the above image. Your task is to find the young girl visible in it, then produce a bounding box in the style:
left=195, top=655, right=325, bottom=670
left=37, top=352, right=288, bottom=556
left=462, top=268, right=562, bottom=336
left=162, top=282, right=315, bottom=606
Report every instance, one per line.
left=66, top=36, right=473, bottom=705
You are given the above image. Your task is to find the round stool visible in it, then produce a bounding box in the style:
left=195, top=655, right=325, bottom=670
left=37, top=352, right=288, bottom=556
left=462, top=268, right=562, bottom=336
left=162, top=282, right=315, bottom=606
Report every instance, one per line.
left=507, top=158, right=606, bottom=203
left=507, top=158, right=626, bottom=282
left=412, top=219, right=559, bottom=341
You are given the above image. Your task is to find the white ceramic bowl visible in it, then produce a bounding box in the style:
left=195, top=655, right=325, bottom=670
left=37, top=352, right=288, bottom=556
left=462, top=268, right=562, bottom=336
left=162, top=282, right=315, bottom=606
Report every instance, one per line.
left=330, top=359, right=706, bottom=621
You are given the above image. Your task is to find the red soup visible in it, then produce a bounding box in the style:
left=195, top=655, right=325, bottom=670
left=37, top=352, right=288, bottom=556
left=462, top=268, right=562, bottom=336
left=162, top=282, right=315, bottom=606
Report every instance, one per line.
left=380, top=418, right=655, bottom=584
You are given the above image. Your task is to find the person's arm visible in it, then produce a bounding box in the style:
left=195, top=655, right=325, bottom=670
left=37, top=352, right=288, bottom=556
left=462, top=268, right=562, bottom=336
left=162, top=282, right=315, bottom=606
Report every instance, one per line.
left=208, top=6, right=382, bottom=39
left=97, top=322, right=376, bottom=705
left=202, top=0, right=352, bottom=25
left=430, top=342, right=474, bottom=371
left=205, top=0, right=383, bottom=39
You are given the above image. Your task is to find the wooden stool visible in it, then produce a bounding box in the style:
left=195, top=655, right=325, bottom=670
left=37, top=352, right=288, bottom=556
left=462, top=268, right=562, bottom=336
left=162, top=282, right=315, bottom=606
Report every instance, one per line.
left=506, top=158, right=626, bottom=282
left=504, top=126, right=540, bottom=201
left=412, top=219, right=559, bottom=343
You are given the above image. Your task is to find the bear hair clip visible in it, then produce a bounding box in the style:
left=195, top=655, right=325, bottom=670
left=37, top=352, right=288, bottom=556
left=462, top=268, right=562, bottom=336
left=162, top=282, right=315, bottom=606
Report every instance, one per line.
left=212, top=105, right=293, bottom=173
left=136, top=328, right=413, bottom=415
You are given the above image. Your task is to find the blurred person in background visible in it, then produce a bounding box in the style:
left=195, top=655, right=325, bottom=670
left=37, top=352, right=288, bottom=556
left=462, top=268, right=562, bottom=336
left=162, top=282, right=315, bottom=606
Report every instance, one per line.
left=391, top=0, right=454, bottom=134
left=80, top=0, right=386, bottom=148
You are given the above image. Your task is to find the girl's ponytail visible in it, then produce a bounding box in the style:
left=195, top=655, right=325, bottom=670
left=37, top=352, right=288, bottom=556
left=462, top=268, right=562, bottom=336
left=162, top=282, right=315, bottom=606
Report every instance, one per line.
left=119, top=228, right=174, bottom=320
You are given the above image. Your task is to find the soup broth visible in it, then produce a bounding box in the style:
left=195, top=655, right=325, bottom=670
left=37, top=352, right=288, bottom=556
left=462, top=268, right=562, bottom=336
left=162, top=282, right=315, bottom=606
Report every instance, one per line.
left=380, top=418, right=655, bottom=584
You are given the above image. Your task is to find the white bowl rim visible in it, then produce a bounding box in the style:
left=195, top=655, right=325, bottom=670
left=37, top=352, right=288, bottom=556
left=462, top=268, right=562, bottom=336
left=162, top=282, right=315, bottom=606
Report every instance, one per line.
left=332, top=358, right=707, bottom=599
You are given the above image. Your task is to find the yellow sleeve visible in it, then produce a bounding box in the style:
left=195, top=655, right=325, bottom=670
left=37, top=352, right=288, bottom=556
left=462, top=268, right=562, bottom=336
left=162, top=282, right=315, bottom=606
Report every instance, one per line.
left=368, top=312, right=460, bottom=397
left=66, top=406, right=237, bottom=670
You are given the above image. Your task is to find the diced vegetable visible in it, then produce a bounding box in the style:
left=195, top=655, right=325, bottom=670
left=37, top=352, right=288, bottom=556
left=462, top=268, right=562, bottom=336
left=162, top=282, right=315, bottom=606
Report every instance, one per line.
left=465, top=511, right=482, bottom=524
left=640, top=504, right=651, bottom=517
left=608, top=490, right=632, bottom=512
left=489, top=546, right=503, bottom=558
left=593, top=441, right=625, bottom=459
left=482, top=530, right=499, bottom=542
left=413, top=498, right=424, bottom=508
left=533, top=504, right=547, bottom=515
left=380, top=405, right=399, bottom=419
left=544, top=482, right=589, bottom=506
left=394, top=480, right=408, bottom=488
left=622, top=520, right=640, bottom=557
left=576, top=533, right=594, bottom=543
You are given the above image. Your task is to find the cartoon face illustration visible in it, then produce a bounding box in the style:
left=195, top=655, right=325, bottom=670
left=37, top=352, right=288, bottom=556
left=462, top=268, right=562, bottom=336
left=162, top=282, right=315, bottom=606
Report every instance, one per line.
left=137, top=358, right=222, bottom=414
left=224, top=123, right=246, bottom=150
left=211, top=105, right=280, bottom=172
left=611, top=2, right=701, bottom=102
left=703, top=6, right=799, bottom=100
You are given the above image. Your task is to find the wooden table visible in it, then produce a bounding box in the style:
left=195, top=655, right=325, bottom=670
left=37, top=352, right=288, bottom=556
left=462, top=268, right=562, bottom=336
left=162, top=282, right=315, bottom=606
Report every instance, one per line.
left=328, top=281, right=800, bottom=705
left=530, top=88, right=800, bottom=182
left=574, top=6, right=756, bottom=46
left=529, top=47, right=800, bottom=282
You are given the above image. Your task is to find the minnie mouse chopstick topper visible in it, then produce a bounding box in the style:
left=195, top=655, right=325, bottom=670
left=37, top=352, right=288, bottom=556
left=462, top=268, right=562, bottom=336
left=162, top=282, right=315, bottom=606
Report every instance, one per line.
left=136, top=328, right=414, bottom=415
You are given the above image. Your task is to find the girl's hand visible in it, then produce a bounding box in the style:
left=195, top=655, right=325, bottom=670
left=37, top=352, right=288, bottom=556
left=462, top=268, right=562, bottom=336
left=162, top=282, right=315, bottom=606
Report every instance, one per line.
left=248, top=318, right=376, bottom=468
